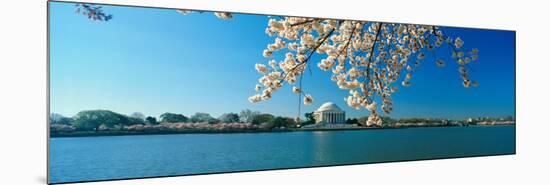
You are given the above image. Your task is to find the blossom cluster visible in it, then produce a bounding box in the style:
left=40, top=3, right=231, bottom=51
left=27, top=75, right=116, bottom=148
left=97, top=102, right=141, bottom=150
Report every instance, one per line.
left=172, top=11, right=478, bottom=126
left=248, top=17, right=479, bottom=126
left=214, top=12, right=233, bottom=20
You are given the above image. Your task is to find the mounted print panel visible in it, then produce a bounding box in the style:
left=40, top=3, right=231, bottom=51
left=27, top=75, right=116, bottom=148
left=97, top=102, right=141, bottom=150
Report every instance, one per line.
left=48, top=1, right=515, bottom=184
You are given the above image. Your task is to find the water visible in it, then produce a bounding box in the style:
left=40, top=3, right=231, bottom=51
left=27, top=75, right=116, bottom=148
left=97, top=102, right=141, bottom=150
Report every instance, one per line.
left=49, top=125, right=515, bottom=183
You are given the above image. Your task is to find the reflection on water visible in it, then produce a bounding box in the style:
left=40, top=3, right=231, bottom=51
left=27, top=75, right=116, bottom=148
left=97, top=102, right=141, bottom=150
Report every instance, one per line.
left=50, top=126, right=515, bottom=184
left=312, top=131, right=330, bottom=163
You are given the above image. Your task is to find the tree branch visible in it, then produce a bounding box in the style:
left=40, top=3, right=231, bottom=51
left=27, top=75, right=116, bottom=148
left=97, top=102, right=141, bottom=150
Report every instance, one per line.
left=366, top=23, right=384, bottom=80
left=279, top=27, right=337, bottom=84
left=291, top=19, right=315, bottom=27
left=434, top=26, right=474, bottom=72
left=335, top=22, right=357, bottom=60
left=376, top=24, right=397, bottom=91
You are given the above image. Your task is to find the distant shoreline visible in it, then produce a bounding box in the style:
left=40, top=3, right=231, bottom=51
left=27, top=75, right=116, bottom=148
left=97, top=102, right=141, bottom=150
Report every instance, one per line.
left=50, top=123, right=515, bottom=138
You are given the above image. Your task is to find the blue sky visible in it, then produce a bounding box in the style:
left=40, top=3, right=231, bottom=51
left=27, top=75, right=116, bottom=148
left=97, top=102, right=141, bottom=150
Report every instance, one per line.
left=49, top=2, right=515, bottom=120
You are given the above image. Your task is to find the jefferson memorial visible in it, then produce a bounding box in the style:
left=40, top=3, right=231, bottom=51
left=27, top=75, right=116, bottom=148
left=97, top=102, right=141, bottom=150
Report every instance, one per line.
left=313, top=102, right=346, bottom=124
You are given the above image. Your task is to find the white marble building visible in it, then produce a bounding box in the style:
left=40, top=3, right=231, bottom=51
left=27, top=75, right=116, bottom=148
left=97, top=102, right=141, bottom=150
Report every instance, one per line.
left=313, top=102, right=346, bottom=124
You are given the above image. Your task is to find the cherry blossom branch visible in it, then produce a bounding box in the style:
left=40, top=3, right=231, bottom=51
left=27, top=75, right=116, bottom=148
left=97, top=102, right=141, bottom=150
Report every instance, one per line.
left=366, top=23, right=384, bottom=80
left=279, top=28, right=337, bottom=84
left=74, top=4, right=112, bottom=21
left=291, top=19, right=315, bottom=27
left=336, top=23, right=357, bottom=59
left=250, top=17, right=479, bottom=124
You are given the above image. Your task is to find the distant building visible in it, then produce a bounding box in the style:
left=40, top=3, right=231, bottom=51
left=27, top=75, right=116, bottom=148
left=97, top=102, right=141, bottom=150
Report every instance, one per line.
left=314, top=102, right=345, bottom=124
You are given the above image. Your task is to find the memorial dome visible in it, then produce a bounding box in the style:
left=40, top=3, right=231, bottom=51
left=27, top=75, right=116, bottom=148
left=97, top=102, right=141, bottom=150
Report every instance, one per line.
left=317, top=102, right=343, bottom=112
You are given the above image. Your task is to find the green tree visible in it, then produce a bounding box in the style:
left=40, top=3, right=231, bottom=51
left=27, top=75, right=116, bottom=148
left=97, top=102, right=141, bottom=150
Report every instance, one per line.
left=302, top=112, right=316, bottom=125
left=160, top=113, right=188, bottom=123
left=357, top=116, right=369, bottom=126
left=145, top=116, right=158, bottom=125
left=50, top=113, right=73, bottom=125
left=72, top=110, right=129, bottom=131
left=251, top=113, right=275, bottom=125
left=269, top=117, right=287, bottom=128
left=283, top=117, right=297, bottom=127
left=128, top=117, right=145, bottom=125
left=381, top=116, right=395, bottom=126
left=239, top=109, right=260, bottom=123
left=190, top=112, right=218, bottom=123
left=218, top=113, right=240, bottom=123
left=130, top=112, right=145, bottom=120
left=345, top=118, right=359, bottom=125
left=504, top=115, right=514, bottom=121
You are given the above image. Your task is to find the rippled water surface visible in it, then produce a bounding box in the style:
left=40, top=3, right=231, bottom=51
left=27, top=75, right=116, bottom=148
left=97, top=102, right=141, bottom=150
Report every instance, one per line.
left=50, top=125, right=515, bottom=183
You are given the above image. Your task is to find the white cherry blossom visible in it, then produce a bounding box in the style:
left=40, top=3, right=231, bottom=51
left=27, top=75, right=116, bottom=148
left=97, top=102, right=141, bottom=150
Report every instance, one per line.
left=303, top=94, right=313, bottom=105
left=214, top=12, right=233, bottom=20
left=177, top=11, right=479, bottom=124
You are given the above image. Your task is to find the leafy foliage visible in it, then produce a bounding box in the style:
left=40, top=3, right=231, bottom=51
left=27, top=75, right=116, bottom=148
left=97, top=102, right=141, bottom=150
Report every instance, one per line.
left=239, top=109, right=260, bottom=123
left=269, top=116, right=285, bottom=128
left=251, top=113, right=275, bottom=125
left=72, top=110, right=130, bottom=131
left=160, top=113, right=189, bottom=123
left=302, top=112, right=316, bottom=125
left=145, top=116, right=158, bottom=125
left=50, top=113, right=73, bottom=125
left=345, top=118, right=359, bottom=125
left=218, top=113, right=240, bottom=123
left=130, top=112, right=145, bottom=120
left=190, top=112, right=218, bottom=123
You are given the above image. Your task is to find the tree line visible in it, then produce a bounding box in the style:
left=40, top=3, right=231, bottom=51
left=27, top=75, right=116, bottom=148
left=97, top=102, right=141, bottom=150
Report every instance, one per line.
left=50, top=109, right=312, bottom=132
left=50, top=109, right=515, bottom=133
